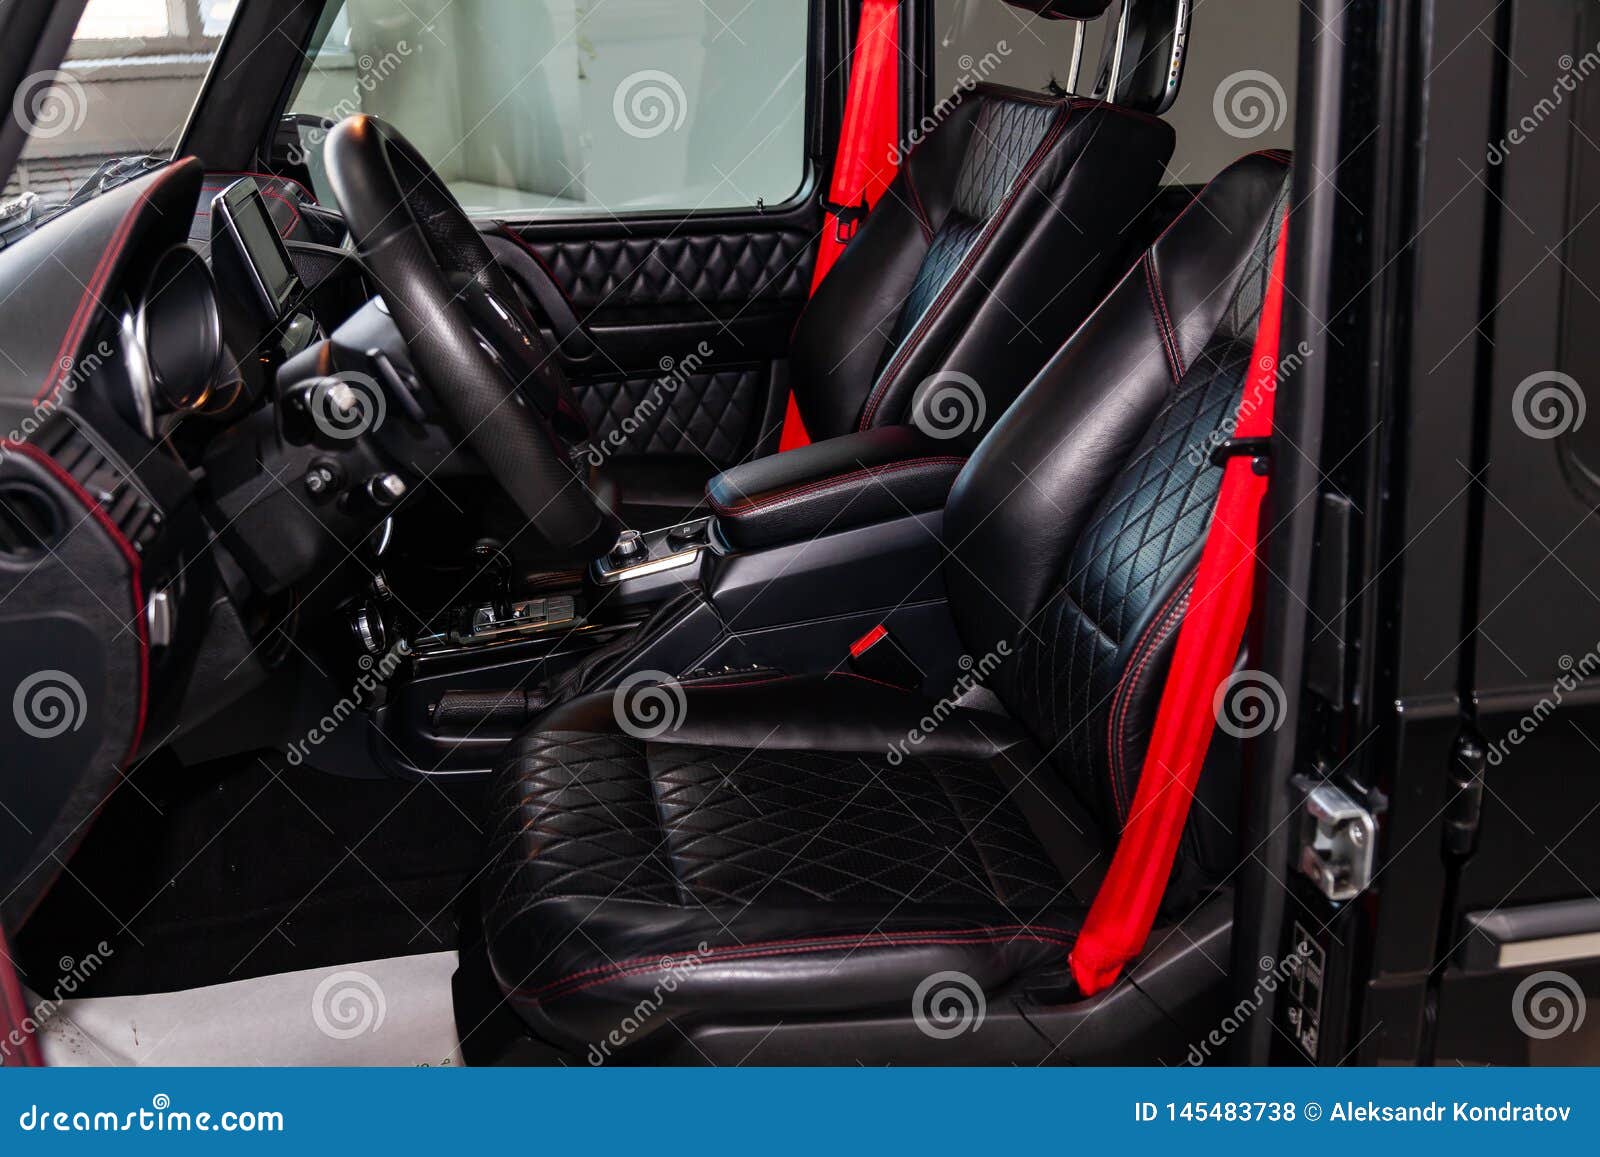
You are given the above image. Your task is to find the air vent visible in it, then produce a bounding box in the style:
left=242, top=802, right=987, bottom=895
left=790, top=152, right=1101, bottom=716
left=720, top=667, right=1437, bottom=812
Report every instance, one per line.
left=0, top=481, right=60, bottom=559
left=31, top=420, right=163, bottom=551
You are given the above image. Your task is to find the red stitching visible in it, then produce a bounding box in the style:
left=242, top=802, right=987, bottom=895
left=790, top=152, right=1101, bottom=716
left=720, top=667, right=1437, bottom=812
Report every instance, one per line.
left=1142, top=256, right=1182, bottom=385
left=517, top=925, right=1079, bottom=999
left=205, top=168, right=320, bottom=205
left=859, top=104, right=1074, bottom=430
left=903, top=168, right=935, bottom=241
left=33, top=164, right=188, bottom=407
left=708, top=456, right=966, bottom=515
left=200, top=182, right=305, bottom=238
left=1146, top=251, right=1185, bottom=378
left=1107, top=576, right=1193, bottom=823
left=0, top=444, right=147, bottom=762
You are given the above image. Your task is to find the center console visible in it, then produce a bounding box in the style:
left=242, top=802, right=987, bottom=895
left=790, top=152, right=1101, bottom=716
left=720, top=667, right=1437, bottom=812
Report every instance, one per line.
left=369, top=428, right=975, bottom=778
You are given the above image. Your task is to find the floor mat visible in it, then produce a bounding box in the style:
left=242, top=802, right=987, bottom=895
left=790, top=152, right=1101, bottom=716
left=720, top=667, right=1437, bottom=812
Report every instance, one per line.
left=35, top=951, right=462, bottom=1066
left=15, top=749, right=486, bottom=997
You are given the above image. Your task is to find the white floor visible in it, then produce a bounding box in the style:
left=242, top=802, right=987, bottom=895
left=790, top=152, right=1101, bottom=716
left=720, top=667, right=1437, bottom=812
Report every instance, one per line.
left=33, top=951, right=463, bottom=1067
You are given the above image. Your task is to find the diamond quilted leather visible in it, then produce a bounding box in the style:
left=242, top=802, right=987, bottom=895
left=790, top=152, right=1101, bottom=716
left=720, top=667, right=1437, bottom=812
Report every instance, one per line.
left=574, top=368, right=763, bottom=465
left=483, top=731, right=1075, bottom=933
left=877, top=96, right=1060, bottom=380
left=530, top=230, right=814, bottom=313
left=997, top=339, right=1253, bottom=829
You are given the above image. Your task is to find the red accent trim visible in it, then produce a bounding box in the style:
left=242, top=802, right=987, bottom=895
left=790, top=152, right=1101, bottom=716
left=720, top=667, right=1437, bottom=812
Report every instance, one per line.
left=849, top=624, right=889, bottom=658
left=1070, top=215, right=1291, bottom=995
left=0, top=443, right=148, bottom=772
left=204, top=169, right=321, bottom=205
left=519, top=924, right=1079, bottom=1000
left=708, top=455, right=966, bottom=516
left=0, top=926, right=42, bottom=1067
left=858, top=105, right=1072, bottom=430
left=33, top=166, right=186, bottom=408
left=779, top=0, right=902, bottom=452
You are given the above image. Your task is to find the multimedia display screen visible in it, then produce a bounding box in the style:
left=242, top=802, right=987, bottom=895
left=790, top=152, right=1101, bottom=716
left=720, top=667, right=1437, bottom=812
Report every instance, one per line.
left=219, top=180, right=297, bottom=314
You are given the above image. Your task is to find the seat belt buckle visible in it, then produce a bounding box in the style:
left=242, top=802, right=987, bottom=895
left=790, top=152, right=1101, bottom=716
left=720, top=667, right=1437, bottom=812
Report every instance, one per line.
left=1208, top=435, right=1273, bottom=473
left=823, top=195, right=871, bottom=244
left=848, top=624, right=923, bottom=689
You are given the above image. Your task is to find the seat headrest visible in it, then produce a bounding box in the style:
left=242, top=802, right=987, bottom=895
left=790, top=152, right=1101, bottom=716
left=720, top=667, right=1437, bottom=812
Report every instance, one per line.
left=1001, top=1, right=1115, bottom=18
left=1091, top=0, right=1192, bottom=115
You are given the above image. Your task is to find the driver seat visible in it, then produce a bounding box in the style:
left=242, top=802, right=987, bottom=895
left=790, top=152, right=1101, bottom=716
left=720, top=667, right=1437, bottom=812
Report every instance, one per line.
left=480, top=152, right=1292, bottom=1061
left=591, top=0, right=1186, bottom=527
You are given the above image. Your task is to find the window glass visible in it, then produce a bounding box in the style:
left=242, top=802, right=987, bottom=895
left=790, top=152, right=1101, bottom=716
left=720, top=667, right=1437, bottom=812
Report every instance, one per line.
left=2, top=0, right=236, bottom=217
left=288, top=0, right=809, bottom=216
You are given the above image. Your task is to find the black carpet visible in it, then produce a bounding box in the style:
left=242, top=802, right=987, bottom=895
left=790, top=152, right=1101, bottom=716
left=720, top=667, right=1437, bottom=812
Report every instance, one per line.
left=15, top=749, right=486, bottom=998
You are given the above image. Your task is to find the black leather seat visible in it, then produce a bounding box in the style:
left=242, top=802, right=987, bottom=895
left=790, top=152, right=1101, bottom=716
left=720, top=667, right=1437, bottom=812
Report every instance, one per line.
left=606, top=0, right=1180, bottom=527
left=482, top=151, right=1293, bottom=1059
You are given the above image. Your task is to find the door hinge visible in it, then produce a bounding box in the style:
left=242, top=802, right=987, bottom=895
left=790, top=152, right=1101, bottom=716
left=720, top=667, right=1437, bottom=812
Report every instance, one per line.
left=1295, top=780, right=1377, bottom=901
left=1444, top=731, right=1487, bottom=856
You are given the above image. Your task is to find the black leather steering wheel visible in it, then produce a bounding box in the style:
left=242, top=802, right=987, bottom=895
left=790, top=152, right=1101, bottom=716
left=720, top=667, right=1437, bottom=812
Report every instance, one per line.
left=323, top=115, right=616, bottom=557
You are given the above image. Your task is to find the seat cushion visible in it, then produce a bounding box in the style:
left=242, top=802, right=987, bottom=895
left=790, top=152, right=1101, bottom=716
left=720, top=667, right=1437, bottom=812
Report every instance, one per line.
left=482, top=674, right=1103, bottom=1051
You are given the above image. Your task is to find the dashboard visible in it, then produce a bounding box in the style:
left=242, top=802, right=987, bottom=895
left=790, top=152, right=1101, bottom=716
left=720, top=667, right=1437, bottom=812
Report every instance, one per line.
left=0, top=159, right=435, bottom=922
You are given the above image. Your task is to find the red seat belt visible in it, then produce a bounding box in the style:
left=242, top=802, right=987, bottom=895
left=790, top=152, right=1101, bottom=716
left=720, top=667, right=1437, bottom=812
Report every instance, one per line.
left=1070, top=216, right=1291, bottom=996
left=779, top=0, right=901, bottom=452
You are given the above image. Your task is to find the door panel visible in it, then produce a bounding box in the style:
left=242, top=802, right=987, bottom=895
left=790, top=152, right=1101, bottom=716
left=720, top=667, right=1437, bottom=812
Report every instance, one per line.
left=499, top=213, right=817, bottom=471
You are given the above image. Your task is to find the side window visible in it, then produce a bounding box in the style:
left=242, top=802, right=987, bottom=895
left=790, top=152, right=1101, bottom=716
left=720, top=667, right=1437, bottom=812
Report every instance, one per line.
left=287, top=0, right=809, bottom=216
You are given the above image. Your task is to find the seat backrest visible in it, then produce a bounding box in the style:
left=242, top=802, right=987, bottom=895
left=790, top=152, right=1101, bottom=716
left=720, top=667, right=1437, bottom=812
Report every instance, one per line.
left=943, top=150, right=1292, bottom=881
left=790, top=33, right=1176, bottom=444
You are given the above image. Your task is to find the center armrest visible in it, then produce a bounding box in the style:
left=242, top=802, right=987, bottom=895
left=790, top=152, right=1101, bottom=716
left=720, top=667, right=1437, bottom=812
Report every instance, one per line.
left=706, top=426, right=968, bottom=551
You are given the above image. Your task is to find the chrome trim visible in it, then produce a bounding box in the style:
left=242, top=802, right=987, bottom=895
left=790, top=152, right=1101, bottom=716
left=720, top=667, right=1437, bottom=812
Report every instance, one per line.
left=1065, top=19, right=1086, bottom=94
left=136, top=245, right=223, bottom=416
left=591, top=547, right=703, bottom=585
left=119, top=310, right=156, bottom=440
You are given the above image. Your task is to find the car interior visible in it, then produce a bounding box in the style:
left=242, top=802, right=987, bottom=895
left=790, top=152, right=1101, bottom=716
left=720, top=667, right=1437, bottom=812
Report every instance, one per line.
left=0, top=0, right=1306, bottom=1065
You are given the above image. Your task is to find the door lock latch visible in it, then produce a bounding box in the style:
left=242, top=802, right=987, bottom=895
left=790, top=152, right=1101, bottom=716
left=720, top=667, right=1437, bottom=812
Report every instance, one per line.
left=1296, top=781, right=1377, bottom=901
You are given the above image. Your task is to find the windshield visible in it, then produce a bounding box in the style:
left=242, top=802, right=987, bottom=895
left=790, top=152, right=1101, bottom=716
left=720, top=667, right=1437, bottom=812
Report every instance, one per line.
left=1, top=0, right=239, bottom=231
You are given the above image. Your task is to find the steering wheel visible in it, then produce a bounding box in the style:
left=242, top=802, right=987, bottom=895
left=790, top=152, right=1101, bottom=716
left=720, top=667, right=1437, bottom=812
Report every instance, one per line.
left=323, top=115, right=616, bottom=557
